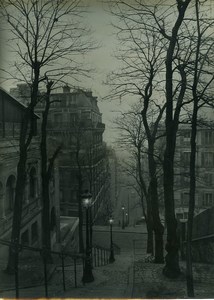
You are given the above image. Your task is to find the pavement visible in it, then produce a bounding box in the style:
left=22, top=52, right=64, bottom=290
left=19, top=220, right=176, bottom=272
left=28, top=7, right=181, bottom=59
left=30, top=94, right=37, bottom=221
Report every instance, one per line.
left=0, top=226, right=214, bottom=298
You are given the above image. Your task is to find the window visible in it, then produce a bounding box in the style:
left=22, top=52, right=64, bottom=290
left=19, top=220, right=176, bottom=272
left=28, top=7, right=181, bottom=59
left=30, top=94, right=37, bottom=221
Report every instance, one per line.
left=183, top=131, right=191, bottom=142
left=31, top=222, right=38, bottom=244
left=54, top=113, right=62, bottom=123
left=81, top=111, right=90, bottom=120
left=70, top=190, right=77, bottom=203
left=181, top=192, right=189, bottom=206
left=50, top=207, right=56, bottom=231
left=201, top=152, right=214, bottom=167
left=21, top=230, right=29, bottom=245
left=202, top=131, right=213, bottom=145
left=184, top=212, right=188, bottom=219
left=204, top=173, right=213, bottom=186
left=29, top=167, right=37, bottom=199
left=5, top=175, right=16, bottom=213
left=182, top=173, right=190, bottom=185
left=183, top=152, right=191, bottom=164
left=70, top=113, right=77, bottom=124
left=203, top=193, right=213, bottom=206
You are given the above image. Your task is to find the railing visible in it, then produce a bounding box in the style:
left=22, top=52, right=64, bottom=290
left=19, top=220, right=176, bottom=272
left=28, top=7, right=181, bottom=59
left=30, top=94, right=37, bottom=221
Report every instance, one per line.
left=0, top=238, right=84, bottom=298
left=92, top=244, right=111, bottom=267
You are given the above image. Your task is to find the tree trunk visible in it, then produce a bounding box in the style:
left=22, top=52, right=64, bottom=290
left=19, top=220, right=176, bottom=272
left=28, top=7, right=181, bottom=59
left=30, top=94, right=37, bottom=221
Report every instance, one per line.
left=163, top=143, right=180, bottom=277
left=163, top=0, right=191, bottom=277
left=148, top=144, right=164, bottom=263
left=40, top=83, right=53, bottom=262
left=5, top=153, right=26, bottom=273
left=186, top=1, right=200, bottom=296
left=186, top=107, right=197, bottom=297
left=146, top=201, right=154, bottom=255
left=41, top=175, right=52, bottom=262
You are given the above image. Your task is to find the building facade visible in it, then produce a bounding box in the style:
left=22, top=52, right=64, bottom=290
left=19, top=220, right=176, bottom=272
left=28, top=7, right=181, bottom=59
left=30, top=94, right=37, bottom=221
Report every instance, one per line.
left=0, top=88, right=60, bottom=259
left=173, top=123, right=214, bottom=220
left=35, top=86, right=111, bottom=224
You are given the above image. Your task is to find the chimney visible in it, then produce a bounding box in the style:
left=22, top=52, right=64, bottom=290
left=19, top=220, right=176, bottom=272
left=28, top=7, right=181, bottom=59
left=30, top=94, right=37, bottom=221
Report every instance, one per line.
left=63, top=85, right=70, bottom=93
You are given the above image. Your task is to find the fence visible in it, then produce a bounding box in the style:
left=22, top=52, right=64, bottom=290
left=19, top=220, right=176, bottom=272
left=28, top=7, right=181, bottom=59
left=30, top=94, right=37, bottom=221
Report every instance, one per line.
left=92, top=244, right=110, bottom=267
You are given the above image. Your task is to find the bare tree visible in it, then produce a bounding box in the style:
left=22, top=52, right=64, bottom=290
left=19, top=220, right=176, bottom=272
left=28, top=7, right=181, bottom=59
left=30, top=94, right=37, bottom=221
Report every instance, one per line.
left=0, top=0, right=95, bottom=273
left=107, top=1, right=166, bottom=263
left=114, top=105, right=156, bottom=256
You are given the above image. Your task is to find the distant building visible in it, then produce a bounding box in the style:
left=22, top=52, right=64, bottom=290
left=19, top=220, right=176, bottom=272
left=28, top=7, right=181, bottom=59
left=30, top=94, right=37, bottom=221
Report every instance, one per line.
left=0, top=88, right=60, bottom=258
left=107, top=147, right=119, bottom=209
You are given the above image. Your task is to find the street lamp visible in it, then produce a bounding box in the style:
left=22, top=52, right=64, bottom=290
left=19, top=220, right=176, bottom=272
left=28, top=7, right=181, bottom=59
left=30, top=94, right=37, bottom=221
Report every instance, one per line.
left=122, top=206, right=125, bottom=229
left=125, top=212, right=128, bottom=227
left=82, top=191, right=94, bottom=283
left=109, top=217, right=115, bottom=263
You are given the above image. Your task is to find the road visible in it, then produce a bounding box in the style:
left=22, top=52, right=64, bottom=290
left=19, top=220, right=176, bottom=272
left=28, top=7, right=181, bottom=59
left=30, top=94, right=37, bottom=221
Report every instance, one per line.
left=93, top=225, right=147, bottom=253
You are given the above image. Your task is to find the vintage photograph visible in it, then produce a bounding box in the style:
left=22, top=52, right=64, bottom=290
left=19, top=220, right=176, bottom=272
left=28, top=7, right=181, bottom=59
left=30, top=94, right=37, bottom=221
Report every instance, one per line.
left=0, top=0, right=213, bottom=298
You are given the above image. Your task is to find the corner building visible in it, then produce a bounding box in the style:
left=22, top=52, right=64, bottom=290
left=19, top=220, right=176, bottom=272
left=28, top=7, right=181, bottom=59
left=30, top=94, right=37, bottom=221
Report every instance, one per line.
left=38, top=86, right=110, bottom=224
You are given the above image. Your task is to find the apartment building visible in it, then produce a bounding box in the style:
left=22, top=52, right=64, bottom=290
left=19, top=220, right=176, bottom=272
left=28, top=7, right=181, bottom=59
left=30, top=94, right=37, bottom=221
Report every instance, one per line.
left=174, top=123, right=214, bottom=220
left=35, top=86, right=111, bottom=224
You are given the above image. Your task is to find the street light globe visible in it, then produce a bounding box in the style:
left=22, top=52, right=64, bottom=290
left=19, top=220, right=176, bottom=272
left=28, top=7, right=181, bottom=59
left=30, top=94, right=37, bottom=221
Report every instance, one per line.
left=109, top=217, right=114, bottom=224
left=126, top=213, right=128, bottom=216
left=82, top=191, right=92, bottom=208
left=122, top=206, right=125, bottom=210
left=83, top=198, right=91, bottom=207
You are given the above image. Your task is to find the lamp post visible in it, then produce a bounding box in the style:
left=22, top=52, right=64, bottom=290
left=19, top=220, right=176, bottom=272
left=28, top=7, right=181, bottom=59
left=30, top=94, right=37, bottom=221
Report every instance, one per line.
left=82, top=191, right=94, bottom=283
left=109, top=217, right=115, bottom=263
left=122, top=206, right=125, bottom=229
